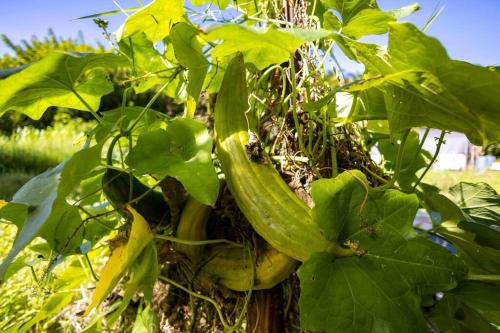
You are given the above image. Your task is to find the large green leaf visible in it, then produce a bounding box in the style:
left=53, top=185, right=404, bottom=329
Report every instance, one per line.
left=386, top=24, right=500, bottom=145
left=299, top=252, right=428, bottom=332
left=0, top=164, right=65, bottom=280
left=170, top=23, right=209, bottom=102
left=311, top=170, right=370, bottom=241
left=0, top=52, right=126, bottom=120
left=126, top=118, right=219, bottom=206
left=58, top=142, right=104, bottom=198
left=300, top=170, right=467, bottom=332
left=321, top=0, right=419, bottom=38
left=338, top=23, right=500, bottom=145
left=116, top=0, right=185, bottom=42
left=456, top=221, right=500, bottom=250
left=421, top=189, right=500, bottom=276
left=131, top=305, right=159, bottom=333
left=206, top=25, right=331, bottom=70
left=437, top=224, right=500, bottom=276
left=449, top=182, right=500, bottom=226
left=452, top=281, right=500, bottom=325
left=421, top=191, right=465, bottom=224
left=426, top=293, right=498, bottom=333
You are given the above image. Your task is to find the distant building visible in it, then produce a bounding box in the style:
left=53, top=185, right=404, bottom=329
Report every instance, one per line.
left=370, top=129, right=495, bottom=171
left=420, top=129, right=472, bottom=170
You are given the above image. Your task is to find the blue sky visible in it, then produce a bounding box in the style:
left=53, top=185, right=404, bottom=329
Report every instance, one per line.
left=0, top=0, right=498, bottom=68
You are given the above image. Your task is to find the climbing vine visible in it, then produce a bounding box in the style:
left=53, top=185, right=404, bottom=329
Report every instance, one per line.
left=0, top=0, right=499, bottom=332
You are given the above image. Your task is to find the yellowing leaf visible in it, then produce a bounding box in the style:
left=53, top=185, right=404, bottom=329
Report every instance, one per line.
left=85, top=205, right=153, bottom=315
left=126, top=205, right=154, bottom=262
left=85, top=245, right=126, bottom=315
left=0, top=200, right=7, bottom=208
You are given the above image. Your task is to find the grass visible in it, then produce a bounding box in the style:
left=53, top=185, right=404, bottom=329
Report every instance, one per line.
left=0, top=223, right=41, bottom=331
left=0, top=121, right=92, bottom=173
left=0, top=121, right=94, bottom=200
left=424, top=169, right=500, bottom=193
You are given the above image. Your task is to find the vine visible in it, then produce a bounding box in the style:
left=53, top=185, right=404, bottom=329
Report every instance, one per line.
left=0, top=0, right=499, bottom=332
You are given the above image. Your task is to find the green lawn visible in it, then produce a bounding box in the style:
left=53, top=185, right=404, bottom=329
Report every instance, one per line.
left=423, top=169, right=500, bottom=193
left=0, top=122, right=93, bottom=200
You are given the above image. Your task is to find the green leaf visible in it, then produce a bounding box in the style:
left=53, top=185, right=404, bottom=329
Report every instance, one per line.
left=342, top=9, right=394, bottom=38
left=423, top=188, right=500, bottom=276
left=426, top=293, right=498, bottom=333
left=421, top=192, right=465, bottom=224
left=16, top=258, right=87, bottom=333
left=386, top=24, right=500, bottom=145
left=58, top=142, right=104, bottom=198
left=299, top=252, right=428, bottom=333
left=350, top=88, right=388, bottom=122
left=94, top=106, right=163, bottom=142
left=452, top=281, right=500, bottom=325
left=457, top=221, right=500, bottom=250
left=346, top=23, right=500, bottom=145
left=191, top=0, right=231, bottom=9
left=116, top=0, right=185, bottom=42
left=206, top=25, right=332, bottom=70
left=377, top=130, right=432, bottom=191
left=301, top=170, right=467, bottom=332
left=311, top=170, right=370, bottom=241
left=1, top=256, right=28, bottom=281
left=323, top=11, right=342, bottom=31
left=170, top=23, right=209, bottom=101
left=437, top=225, right=500, bottom=276
left=126, top=118, right=219, bottom=206
left=118, top=33, right=170, bottom=93
left=321, top=0, right=379, bottom=23
left=0, top=202, right=28, bottom=229
left=340, top=3, right=420, bottom=39
left=449, top=182, right=500, bottom=226
left=131, top=304, right=159, bottom=333
left=0, top=163, right=64, bottom=280
left=0, top=52, right=126, bottom=120
left=322, top=1, right=418, bottom=38
left=388, top=3, right=420, bottom=19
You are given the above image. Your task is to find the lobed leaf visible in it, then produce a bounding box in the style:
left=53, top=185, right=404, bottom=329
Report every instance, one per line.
left=300, top=171, right=467, bottom=332
left=342, top=23, right=500, bottom=145
left=0, top=52, right=126, bottom=120
left=426, top=293, right=498, bottom=333
left=126, top=118, right=219, bottom=206
left=206, top=25, right=332, bottom=70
